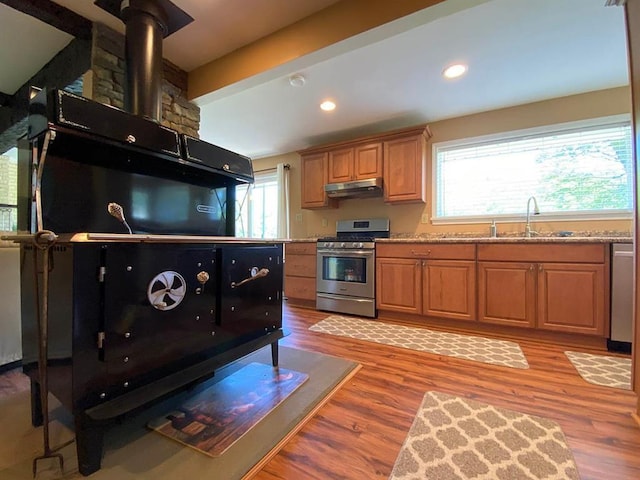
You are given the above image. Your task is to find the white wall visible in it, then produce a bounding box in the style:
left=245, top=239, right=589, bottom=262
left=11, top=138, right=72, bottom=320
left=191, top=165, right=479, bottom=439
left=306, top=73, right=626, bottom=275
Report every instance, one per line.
left=0, top=246, right=21, bottom=365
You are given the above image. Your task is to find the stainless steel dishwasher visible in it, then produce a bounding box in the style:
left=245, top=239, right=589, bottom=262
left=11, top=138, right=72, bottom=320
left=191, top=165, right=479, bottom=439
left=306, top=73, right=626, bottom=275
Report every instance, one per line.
left=609, top=243, right=634, bottom=352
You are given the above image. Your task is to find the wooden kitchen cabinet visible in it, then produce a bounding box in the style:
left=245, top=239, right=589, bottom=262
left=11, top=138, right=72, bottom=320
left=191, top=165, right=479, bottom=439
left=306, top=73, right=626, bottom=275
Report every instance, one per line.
left=383, top=131, right=429, bottom=204
left=284, top=242, right=317, bottom=304
left=477, top=243, right=609, bottom=336
left=376, top=257, right=422, bottom=314
left=327, top=142, right=382, bottom=183
left=298, top=125, right=430, bottom=208
left=376, top=243, right=476, bottom=321
left=478, top=261, right=536, bottom=328
left=300, top=152, right=336, bottom=209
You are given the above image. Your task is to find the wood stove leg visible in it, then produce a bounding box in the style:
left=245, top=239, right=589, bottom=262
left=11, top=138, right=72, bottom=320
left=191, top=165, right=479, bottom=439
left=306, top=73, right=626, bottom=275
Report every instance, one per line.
left=74, top=413, right=106, bottom=476
left=271, top=340, right=279, bottom=367
left=30, top=378, right=43, bottom=427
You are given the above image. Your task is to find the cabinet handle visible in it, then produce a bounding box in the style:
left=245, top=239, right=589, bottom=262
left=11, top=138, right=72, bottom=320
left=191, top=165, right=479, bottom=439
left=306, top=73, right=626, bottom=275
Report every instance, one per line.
left=411, top=249, right=431, bottom=257
left=538, top=264, right=543, bottom=272
left=529, top=264, right=534, bottom=272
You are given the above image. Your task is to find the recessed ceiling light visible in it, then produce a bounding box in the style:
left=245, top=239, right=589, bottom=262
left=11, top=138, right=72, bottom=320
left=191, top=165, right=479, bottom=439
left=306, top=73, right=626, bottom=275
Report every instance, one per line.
left=443, top=63, right=468, bottom=79
left=320, top=100, right=336, bottom=112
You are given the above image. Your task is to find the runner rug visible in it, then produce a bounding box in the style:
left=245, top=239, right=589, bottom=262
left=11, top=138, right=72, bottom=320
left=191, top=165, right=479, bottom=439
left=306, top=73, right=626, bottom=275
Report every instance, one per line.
left=390, top=391, right=580, bottom=480
left=564, top=350, right=632, bottom=390
left=310, top=315, right=529, bottom=369
left=0, top=346, right=360, bottom=480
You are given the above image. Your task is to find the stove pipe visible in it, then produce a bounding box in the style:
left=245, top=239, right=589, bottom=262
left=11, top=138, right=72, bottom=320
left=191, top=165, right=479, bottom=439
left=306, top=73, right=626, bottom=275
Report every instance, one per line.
left=120, top=0, right=168, bottom=122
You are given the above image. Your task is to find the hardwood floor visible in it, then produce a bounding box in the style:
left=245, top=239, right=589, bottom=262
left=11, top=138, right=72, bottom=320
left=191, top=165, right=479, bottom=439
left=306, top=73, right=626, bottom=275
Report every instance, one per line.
left=255, top=304, right=640, bottom=480
left=1, top=303, right=638, bottom=479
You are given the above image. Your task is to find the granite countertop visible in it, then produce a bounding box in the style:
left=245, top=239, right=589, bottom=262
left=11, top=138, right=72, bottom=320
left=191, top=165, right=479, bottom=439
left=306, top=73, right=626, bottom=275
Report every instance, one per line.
left=288, top=231, right=633, bottom=244
left=377, top=235, right=633, bottom=244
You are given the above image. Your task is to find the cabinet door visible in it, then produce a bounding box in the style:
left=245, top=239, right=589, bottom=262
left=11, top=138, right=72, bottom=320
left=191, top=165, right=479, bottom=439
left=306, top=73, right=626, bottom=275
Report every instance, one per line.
left=383, top=134, right=426, bottom=204
left=537, top=262, right=606, bottom=335
left=422, top=260, right=476, bottom=322
left=327, top=147, right=354, bottom=183
left=376, top=257, right=421, bottom=314
left=284, top=276, right=316, bottom=301
left=301, top=152, right=334, bottom=209
left=478, top=261, right=536, bottom=328
left=354, top=142, right=382, bottom=179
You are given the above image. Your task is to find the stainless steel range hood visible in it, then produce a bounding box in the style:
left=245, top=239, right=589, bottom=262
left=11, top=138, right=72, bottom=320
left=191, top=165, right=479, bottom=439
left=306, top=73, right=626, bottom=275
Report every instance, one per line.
left=324, top=177, right=383, bottom=198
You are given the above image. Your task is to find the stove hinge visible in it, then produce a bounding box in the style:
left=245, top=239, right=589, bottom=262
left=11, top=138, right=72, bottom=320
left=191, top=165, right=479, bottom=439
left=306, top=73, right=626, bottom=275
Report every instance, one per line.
left=98, top=266, right=106, bottom=282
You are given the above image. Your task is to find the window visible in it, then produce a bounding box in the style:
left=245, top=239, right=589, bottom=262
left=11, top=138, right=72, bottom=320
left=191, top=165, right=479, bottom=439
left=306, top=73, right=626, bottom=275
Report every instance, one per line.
left=235, top=170, right=279, bottom=238
left=432, top=116, right=633, bottom=223
left=0, top=147, right=18, bottom=232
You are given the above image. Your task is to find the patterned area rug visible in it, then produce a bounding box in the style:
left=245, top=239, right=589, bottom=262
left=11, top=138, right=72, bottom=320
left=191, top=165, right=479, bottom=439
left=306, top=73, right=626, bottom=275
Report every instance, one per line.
left=565, top=351, right=632, bottom=390
left=390, top=391, right=580, bottom=480
left=310, top=315, right=529, bottom=369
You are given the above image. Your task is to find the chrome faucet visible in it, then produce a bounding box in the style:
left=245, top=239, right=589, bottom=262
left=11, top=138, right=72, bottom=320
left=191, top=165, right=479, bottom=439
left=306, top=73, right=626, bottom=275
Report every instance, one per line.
left=525, top=196, right=540, bottom=237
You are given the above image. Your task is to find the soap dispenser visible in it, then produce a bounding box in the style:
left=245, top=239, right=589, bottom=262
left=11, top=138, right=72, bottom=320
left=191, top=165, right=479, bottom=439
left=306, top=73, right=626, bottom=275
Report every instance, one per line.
left=490, top=220, right=497, bottom=238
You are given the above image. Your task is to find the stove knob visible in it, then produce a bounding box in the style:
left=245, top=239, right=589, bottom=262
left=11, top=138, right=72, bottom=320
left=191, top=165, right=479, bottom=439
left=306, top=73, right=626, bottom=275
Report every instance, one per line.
left=340, top=242, right=346, bottom=248
left=356, top=242, right=363, bottom=248
left=197, top=271, right=210, bottom=284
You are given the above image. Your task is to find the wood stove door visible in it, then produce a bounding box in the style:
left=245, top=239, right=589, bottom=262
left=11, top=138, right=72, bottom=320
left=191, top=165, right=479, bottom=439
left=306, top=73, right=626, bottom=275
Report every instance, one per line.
left=101, top=243, right=220, bottom=388
left=219, top=244, right=283, bottom=336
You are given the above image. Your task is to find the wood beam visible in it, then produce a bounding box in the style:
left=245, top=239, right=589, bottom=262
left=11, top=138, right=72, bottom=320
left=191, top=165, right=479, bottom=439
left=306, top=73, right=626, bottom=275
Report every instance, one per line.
left=187, top=0, right=447, bottom=101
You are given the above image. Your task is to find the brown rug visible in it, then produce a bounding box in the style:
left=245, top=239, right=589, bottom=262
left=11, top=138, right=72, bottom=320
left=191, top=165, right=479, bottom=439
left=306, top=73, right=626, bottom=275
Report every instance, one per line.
left=390, top=391, right=580, bottom=480
left=565, top=351, right=632, bottom=390
left=0, top=346, right=360, bottom=479
left=310, top=315, right=529, bottom=369
left=148, top=362, right=308, bottom=457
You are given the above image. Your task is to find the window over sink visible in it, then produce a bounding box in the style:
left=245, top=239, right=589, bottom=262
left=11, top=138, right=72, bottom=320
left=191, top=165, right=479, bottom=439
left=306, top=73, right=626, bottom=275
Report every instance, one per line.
left=432, top=115, right=633, bottom=224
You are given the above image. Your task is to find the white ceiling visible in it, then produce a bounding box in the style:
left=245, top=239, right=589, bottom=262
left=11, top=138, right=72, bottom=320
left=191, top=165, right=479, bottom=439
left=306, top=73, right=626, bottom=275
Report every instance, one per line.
left=0, top=0, right=630, bottom=160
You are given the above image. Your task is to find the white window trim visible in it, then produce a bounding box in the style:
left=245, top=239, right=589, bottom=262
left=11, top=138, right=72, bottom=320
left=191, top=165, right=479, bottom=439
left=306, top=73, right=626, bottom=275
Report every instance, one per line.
left=430, top=114, right=633, bottom=225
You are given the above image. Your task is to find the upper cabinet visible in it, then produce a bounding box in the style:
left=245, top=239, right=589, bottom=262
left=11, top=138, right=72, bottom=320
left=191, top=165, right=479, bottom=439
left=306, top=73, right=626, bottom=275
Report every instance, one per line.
left=327, top=142, right=383, bottom=183
left=298, top=125, right=431, bottom=209
left=383, top=133, right=427, bottom=204
left=300, top=152, right=337, bottom=209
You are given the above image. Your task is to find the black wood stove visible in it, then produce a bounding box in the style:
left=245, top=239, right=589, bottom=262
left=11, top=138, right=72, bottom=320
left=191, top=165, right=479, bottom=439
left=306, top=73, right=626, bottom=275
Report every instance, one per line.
left=4, top=1, right=284, bottom=476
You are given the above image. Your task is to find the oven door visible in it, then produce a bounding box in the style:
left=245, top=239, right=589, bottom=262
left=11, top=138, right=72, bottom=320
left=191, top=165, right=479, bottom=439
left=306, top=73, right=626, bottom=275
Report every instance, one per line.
left=316, top=247, right=374, bottom=298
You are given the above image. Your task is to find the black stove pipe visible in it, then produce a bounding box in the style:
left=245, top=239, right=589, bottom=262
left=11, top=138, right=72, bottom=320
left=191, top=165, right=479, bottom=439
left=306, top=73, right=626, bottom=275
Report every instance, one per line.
left=120, top=0, right=168, bottom=122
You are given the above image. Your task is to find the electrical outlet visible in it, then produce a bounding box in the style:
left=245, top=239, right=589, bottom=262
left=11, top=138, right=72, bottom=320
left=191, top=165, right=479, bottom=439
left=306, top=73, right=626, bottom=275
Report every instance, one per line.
left=295, top=213, right=303, bottom=223
left=420, top=213, right=429, bottom=224
left=322, top=218, right=328, bottom=227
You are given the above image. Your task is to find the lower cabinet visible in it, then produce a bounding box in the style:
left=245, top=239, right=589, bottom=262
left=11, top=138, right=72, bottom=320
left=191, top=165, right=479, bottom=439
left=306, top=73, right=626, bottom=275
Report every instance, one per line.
left=477, top=244, right=609, bottom=336
left=376, top=242, right=611, bottom=338
left=284, top=242, right=317, bottom=303
left=376, top=243, right=476, bottom=321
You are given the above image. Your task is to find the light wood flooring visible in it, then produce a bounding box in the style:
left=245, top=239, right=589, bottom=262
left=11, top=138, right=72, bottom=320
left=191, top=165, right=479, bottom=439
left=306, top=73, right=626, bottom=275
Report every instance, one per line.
left=255, top=304, right=640, bottom=480
left=1, top=303, right=639, bottom=479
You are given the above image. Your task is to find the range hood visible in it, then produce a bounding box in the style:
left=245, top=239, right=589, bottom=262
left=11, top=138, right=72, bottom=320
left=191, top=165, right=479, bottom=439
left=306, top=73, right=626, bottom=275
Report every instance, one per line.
left=324, top=177, right=383, bottom=198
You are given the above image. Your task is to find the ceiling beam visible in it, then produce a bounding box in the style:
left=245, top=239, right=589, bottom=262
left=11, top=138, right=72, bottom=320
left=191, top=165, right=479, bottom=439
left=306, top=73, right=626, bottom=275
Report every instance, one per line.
left=188, top=0, right=447, bottom=101
left=0, top=0, right=92, bottom=40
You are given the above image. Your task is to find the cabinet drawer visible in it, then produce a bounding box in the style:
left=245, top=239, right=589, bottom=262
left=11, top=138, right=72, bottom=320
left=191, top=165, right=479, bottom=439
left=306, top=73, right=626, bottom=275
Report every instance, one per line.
left=285, top=254, right=316, bottom=277
left=285, top=242, right=316, bottom=255
left=477, top=243, right=606, bottom=263
left=284, top=276, right=316, bottom=301
left=377, top=243, right=476, bottom=260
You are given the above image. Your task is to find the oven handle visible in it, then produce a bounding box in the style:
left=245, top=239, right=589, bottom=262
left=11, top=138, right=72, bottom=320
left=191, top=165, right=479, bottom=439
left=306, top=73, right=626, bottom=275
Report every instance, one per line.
left=317, top=249, right=374, bottom=256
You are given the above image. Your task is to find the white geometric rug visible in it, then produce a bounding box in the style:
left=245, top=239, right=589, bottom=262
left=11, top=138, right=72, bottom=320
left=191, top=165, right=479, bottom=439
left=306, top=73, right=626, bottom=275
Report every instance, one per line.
left=390, top=391, right=580, bottom=480
left=310, top=315, right=529, bottom=369
left=565, top=351, right=632, bottom=390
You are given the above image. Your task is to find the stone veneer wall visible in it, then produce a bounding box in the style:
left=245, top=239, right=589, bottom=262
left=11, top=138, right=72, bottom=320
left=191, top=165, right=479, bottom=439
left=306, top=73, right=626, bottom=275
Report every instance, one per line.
left=90, top=23, right=200, bottom=137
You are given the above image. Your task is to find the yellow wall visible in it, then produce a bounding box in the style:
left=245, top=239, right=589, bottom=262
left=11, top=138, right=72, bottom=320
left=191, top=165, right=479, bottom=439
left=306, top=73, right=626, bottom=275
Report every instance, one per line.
left=251, top=86, right=633, bottom=239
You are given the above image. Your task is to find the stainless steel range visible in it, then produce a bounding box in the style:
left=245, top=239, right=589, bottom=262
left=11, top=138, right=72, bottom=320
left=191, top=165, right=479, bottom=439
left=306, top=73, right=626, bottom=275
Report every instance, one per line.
left=316, top=218, right=390, bottom=318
